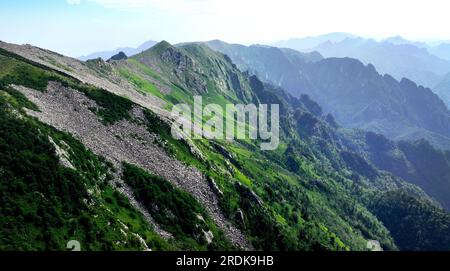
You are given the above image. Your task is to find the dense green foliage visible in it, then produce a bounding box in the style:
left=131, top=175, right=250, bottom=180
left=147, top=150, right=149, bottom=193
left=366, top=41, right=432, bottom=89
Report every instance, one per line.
left=0, top=98, right=171, bottom=250
left=369, top=191, right=450, bottom=250
left=0, top=51, right=61, bottom=91
left=0, top=104, right=87, bottom=250
left=347, top=131, right=450, bottom=210
left=122, top=163, right=233, bottom=250
left=77, top=85, right=134, bottom=124
left=0, top=86, right=39, bottom=111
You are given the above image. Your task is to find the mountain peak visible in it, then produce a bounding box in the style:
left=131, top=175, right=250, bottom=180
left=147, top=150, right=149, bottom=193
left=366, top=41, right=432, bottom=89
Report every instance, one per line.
left=387, top=35, right=405, bottom=40
left=384, top=35, right=411, bottom=45
left=400, top=77, right=418, bottom=88
left=153, top=40, right=173, bottom=50
left=132, top=40, right=178, bottom=62
left=134, top=40, right=176, bottom=59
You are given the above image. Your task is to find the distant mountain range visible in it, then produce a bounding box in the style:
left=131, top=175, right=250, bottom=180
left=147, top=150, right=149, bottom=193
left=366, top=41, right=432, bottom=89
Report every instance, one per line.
left=382, top=35, right=428, bottom=48
left=309, top=37, right=450, bottom=89
left=206, top=40, right=450, bottom=151
left=272, top=32, right=356, bottom=51
left=272, top=34, right=450, bottom=106
left=273, top=33, right=450, bottom=61
left=430, top=43, right=450, bottom=61
left=78, top=40, right=157, bottom=61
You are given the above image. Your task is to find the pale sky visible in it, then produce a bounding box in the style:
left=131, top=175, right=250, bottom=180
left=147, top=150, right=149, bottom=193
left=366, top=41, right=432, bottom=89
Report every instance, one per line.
left=1, top=0, right=450, bottom=57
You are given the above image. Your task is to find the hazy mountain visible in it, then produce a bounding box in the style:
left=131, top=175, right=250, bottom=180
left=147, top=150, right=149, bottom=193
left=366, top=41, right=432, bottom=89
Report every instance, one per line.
left=308, top=37, right=450, bottom=89
left=434, top=73, right=450, bottom=106
left=78, top=40, right=157, bottom=61
left=272, top=32, right=355, bottom=51
left=382, top=35, right=428, bottom=48
left=206, top=40, right=450, bottom=151
left=430, top=43, right=450, bottom=61
left=272, top=34, right=450, bottom=100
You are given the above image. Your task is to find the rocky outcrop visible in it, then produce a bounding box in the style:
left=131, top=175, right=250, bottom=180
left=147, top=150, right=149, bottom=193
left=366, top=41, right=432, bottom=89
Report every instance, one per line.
left=47, top=136, right=75, bottom=170
left=235, top=182, right=264, bottom=208
left=207, top=177, right=223, bottom=196
left=235, top=209, right=245, bottom=227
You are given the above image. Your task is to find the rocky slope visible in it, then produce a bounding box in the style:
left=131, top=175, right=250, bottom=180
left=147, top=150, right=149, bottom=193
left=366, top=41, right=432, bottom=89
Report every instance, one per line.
left=16, top=82, right=249, bottom=248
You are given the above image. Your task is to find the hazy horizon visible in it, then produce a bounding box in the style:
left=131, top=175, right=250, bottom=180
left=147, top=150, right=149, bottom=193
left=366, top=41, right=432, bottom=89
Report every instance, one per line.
left=1, top=0, right=450, bottom=57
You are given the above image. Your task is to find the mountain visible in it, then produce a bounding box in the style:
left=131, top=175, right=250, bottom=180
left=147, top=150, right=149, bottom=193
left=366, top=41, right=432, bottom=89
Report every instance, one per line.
left=382, top=35, right=428, bottom=48
left=206, top=40, right=450, bottom=151
left=2, top=40, right=450, bottom=251
left=434, top=73, right=450, bottom=106
left=273, top=34, right=450, bottom=102
left=307, top=37, right=450, bottom=89
left=369, top=190, right=450, bottom=251
left=272, top=32, right=355, bottom=51
left=78, top=40, right=157, bottom=61
left=344, top=130, right=450, bottom=210
left=430, top=43, right=450, bottom=61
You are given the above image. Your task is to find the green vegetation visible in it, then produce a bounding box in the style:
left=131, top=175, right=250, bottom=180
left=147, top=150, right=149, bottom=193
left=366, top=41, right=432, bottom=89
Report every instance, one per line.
left=76, top=85, right=134, bottom=124
left=122, top=163, right=233, bottom=250
left=0, top=97, right=172, bottom=250
left=0, top=86, right=39, bottom=111
left=118, top=68, right=164, bottom=99
left=100, top=186, right=175, bottom=251
left=0, top=52, right=61, bottom=91
left=140, top=104, right=395, bottom=250
left=369, top=190, right=450, bottom=251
